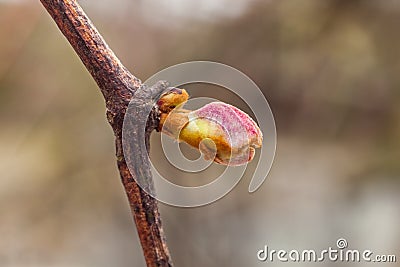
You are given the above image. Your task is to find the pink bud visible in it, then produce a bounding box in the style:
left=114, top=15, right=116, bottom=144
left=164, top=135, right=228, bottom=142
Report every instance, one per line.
left=183, top=102, right=262, bottom=165
left=158, top=88, right=263, bottom=166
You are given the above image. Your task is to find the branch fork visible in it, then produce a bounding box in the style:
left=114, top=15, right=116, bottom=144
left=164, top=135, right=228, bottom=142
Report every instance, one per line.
left=39, top=1, right=173, bottom=266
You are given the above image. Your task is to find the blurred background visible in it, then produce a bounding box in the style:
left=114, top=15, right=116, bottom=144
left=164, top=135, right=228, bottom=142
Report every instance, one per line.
left=0, top=0, right=399, bottom=266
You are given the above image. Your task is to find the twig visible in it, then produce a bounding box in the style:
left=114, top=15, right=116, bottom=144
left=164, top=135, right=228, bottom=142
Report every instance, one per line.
left=39, top=1, right=173, bottom=266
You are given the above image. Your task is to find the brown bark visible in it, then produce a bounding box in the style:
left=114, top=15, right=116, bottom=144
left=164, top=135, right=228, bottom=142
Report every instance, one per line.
left=39, top=0, right=173, bottom=266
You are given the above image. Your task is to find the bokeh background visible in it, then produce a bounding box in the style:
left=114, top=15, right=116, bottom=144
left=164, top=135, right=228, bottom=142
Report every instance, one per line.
left=0, top=0, right=399, bottom=266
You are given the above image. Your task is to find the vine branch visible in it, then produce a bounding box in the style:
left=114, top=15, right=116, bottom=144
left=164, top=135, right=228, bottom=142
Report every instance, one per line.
left=39, top=0, right=173, bottom=266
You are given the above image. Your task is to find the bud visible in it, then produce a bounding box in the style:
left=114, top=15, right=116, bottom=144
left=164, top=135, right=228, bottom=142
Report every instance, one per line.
left=158, top=90, right=262, bottom=166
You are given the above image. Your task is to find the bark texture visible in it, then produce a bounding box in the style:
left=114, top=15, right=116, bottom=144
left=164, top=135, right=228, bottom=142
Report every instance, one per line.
left=39, top=1, right=173, bottom=266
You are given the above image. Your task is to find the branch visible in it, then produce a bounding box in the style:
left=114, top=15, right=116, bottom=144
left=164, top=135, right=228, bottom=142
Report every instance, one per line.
left=39, top=1, right=173, bottom=266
